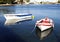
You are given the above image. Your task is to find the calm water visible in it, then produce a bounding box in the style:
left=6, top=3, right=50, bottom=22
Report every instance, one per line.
left=0, top=4, right=60, bottom=42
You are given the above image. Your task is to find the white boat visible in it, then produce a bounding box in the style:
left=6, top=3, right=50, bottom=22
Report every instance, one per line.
left=4, top=13, right=34, bottom=25
left=36, top=17, right=54, bottom=31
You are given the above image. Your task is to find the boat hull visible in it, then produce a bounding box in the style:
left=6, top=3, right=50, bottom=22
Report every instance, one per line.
left=36, top=25, right=54, bottom=31
left=4, top=13, right=33, bottom=25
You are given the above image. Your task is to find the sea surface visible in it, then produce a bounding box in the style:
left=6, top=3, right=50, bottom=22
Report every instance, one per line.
left=0, top=4, right=60, bottom=42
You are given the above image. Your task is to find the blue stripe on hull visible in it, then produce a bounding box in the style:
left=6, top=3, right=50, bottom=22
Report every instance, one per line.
left=16, top=14, right=32, bottom=17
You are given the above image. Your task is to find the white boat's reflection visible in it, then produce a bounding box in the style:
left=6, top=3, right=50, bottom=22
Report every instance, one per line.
left=4, top=19, right=32, bottom=25
left=35, top=27, right=53, bottom=40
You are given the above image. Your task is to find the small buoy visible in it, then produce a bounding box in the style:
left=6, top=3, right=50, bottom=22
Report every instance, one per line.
left=32, top=16, right=35, bottom=19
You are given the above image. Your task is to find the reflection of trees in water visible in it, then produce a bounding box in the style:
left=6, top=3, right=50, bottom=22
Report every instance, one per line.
left=35, top=28, right=53, bottom=40
left=0, top=5, right=29, bottom=14
left=0, top=9, right=14, bottom=14
left=0, top=9, right=15, bottom=14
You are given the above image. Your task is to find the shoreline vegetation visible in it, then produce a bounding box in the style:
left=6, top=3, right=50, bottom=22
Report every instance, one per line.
left=0, top=0, right=60, bottom=6
left=0, top=3, right=60, bottom=6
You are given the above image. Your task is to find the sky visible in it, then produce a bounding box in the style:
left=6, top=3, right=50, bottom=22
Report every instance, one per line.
left=30, top=0, right=58, bottom=2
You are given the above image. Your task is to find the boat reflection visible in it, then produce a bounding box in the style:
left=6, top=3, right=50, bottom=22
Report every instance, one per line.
left=4, top=18, right=20, bottom=25
left=4, top=19, right=32, bottom=25
left=35, top=27, right=53, bottom=40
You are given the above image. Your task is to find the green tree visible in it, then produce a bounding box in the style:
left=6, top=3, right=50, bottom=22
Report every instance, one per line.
left=6, top=0, right=15, bottom=4
left=26, top=0, right=30, bottom=2
left=20, top=0, right=23, bottom=4
left=58, top=0, right=60, bottom=3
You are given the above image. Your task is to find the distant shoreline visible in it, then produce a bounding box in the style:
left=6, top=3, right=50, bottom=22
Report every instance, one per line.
left=0, top=3, right=60, bottom=6
left=0, top=4, right=15, bottom=6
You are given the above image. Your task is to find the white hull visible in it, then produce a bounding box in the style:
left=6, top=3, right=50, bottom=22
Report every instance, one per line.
left=4, top=13, right=33, bottom=25
left=38, top=25, right=53, bottom=31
